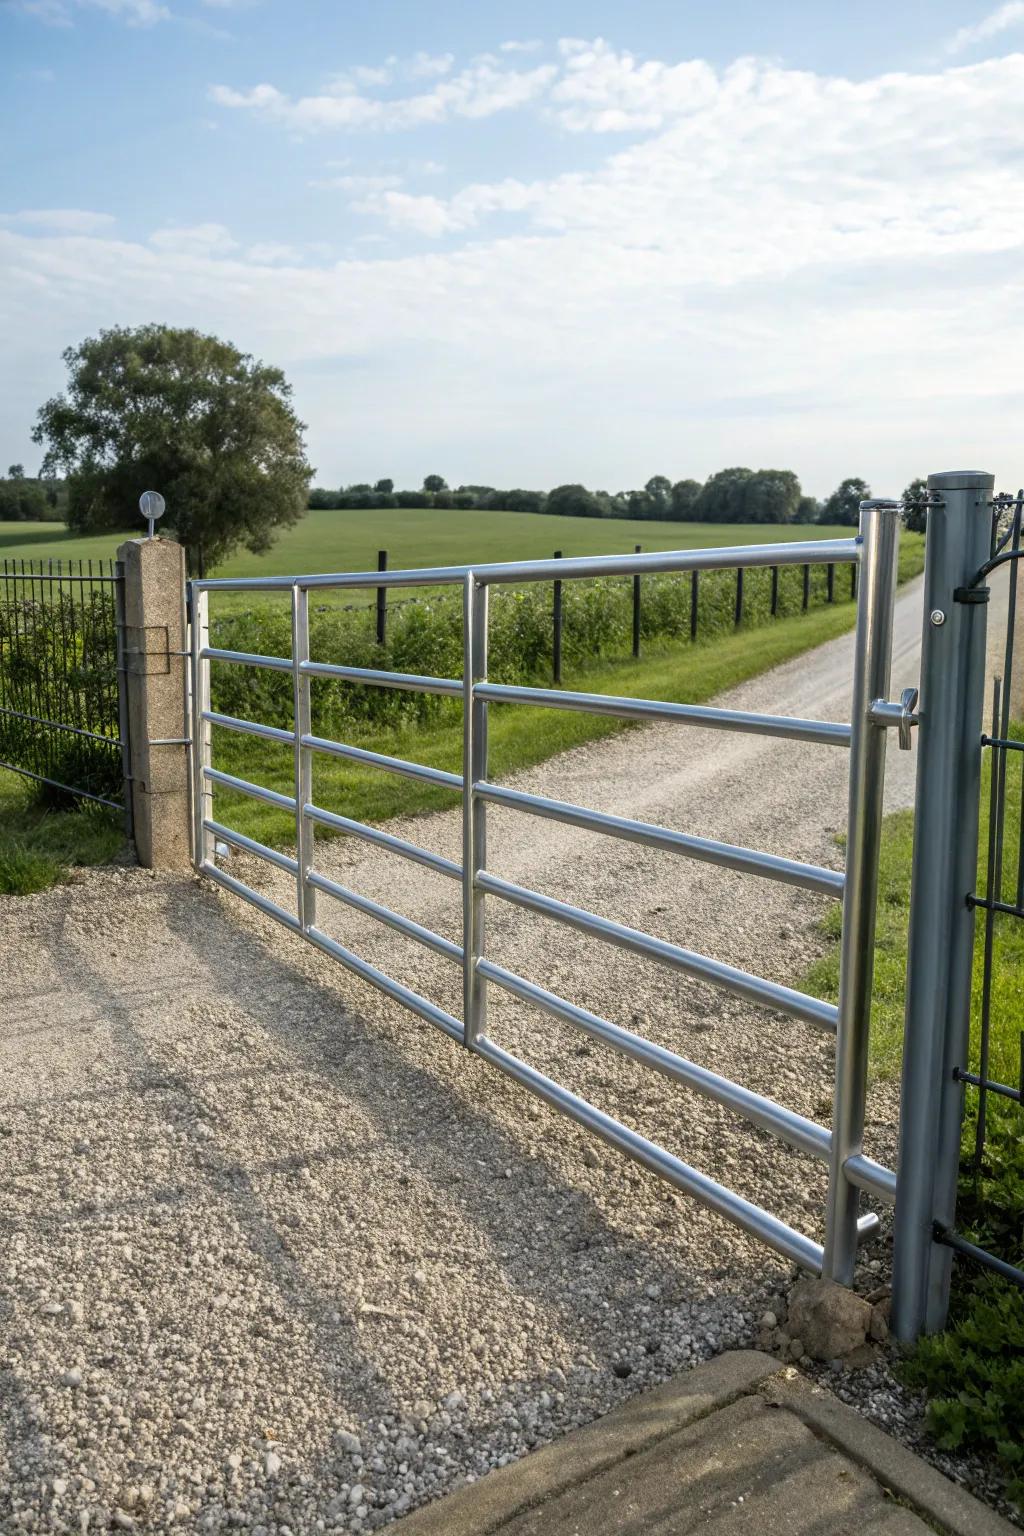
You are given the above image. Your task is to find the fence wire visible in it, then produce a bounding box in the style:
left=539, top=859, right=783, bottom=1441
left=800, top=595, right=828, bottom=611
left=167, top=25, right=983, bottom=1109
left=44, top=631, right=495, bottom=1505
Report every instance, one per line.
left=0, top=559, right=127, bottom=810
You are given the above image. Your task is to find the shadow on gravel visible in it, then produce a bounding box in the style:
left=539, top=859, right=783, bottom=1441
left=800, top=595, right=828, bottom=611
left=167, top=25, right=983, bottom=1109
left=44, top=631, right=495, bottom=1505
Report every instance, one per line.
left=1, top=873, right=760, bottom=1525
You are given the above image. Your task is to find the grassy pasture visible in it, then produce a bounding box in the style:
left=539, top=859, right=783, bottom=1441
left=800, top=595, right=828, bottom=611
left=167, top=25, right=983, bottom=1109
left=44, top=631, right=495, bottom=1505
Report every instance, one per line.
left=1, top=507, right=853, bottom=579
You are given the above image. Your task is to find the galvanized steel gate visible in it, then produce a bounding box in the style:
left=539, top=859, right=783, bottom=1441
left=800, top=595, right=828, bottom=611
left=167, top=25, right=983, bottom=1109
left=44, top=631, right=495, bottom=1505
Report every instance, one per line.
left=188, top=509, right=912, bottom=1294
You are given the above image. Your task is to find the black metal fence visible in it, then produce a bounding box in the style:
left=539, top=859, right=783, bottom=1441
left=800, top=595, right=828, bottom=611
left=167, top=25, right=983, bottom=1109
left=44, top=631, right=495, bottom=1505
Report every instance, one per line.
left=939, top=492, right=1024, bottom=1293
left=373, top=547, right=857, bottom=684
left=0, top=559, right=130, bottom=814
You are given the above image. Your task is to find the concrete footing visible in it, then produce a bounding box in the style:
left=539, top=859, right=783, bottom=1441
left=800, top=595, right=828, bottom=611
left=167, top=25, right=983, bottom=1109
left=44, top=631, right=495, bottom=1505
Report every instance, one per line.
left=395, top=1351, right=1015, bottom=1535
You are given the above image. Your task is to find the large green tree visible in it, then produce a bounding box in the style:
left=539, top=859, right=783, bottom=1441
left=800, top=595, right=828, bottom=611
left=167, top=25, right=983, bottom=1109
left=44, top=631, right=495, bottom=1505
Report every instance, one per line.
left=694, top=466, right=754, bottom=523
left=0, top=476, right=48, bottom=521
left=744, top=469, right=802, bottom=524
left=670, top=478, right=702, bottom=520
left=820, top=476, right=871, bottom=527
left=902, top=476, right=928, bottom=533
left=32, top=324, right=312, bottom=572
left=547, top=483, right=603, bottom=518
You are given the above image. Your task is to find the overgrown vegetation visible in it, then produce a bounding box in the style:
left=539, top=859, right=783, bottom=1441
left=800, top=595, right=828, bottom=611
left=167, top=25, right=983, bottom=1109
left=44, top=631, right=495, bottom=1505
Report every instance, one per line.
left=804, top=741, right=1024, bottom=1508
left=0, top=769, right=123, bottom=894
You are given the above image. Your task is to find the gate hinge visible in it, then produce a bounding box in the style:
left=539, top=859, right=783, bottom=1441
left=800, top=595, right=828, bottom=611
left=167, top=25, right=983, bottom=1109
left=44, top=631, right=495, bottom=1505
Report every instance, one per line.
left=869, top=687, right=919, bottom=749
left=954, top=585, right=990, bottom=604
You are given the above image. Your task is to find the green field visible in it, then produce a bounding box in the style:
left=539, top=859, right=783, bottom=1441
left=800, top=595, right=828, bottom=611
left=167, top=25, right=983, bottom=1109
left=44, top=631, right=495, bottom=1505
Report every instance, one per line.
left=0, top=507, right=852, bottom=579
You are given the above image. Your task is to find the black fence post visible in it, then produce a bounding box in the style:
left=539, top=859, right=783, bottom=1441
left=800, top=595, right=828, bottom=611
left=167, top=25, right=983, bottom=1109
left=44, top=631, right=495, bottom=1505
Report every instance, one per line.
left=690, top=569, right=699, bottom=641
left=827, top=562, right=835, bottom=603
left=632, top=544, right=642, bottom=659
left=376, top=550, right=388, bottom=645
left=771, top=565, right=779, bottom=617
left=553, top=550, right=563, bottom=684
left=850, top=563, right=857, bottom=600
left=802, top=563, right=810, bottom=611
left=734, top=567, right=744, bottom=628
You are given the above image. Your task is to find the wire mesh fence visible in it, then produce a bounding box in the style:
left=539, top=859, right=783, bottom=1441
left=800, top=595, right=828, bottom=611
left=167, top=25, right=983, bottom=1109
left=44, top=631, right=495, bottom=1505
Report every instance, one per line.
left=0, top=559, right=128, bottom=810
left=938, top=492, right=1024, bottom=1293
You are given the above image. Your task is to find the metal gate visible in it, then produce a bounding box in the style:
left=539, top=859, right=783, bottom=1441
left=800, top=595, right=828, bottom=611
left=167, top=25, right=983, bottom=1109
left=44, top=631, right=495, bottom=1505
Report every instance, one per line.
left=0, top=557, right=131, bottom=822
left=188, top=508, right=912, bottom=1289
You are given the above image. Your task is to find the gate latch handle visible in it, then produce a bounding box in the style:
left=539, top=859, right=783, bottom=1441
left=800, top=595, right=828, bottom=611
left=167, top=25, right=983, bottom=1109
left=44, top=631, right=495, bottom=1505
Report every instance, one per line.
left=869, top=687, right=919, bottom=749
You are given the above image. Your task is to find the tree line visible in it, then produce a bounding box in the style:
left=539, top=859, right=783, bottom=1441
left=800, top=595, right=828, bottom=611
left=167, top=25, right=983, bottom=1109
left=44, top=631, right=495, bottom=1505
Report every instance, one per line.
left=309, top=471, right=918, bottom=527
left=0, top=464, right=61, bottom=522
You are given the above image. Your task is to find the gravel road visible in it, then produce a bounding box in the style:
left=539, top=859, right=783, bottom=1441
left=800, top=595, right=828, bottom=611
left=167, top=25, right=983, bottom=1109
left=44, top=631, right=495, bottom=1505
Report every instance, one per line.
left=1, top=584, right=925, bottom=1534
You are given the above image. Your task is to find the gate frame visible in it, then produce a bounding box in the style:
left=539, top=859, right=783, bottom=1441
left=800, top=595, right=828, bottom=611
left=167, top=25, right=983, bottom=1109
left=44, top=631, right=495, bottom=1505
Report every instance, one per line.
left=187, top=519, right=909, bottom=1298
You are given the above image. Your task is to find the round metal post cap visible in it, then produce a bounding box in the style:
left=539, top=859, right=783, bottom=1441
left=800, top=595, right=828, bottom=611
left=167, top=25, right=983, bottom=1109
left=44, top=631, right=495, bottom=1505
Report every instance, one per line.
left=926, top=470, right=994, bottom=491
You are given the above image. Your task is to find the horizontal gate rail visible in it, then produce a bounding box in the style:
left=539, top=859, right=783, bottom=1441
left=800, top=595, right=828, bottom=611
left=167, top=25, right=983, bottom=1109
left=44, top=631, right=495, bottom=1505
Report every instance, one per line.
left=203, top=645, right=292, bottom=672
left=477, top=870, right=840, bottom=1031
left=302, top=660, right=462, bottom=696
left=204, top=817, right=299, bottom=874
left=307, top=923, right=464, bottom=1042
left=203, top=859, right=302, bottom=930
left=205, top=764, right=297, bottom=810
left=477, top=781, right=844, bottom=896
left=190, top=526, right=903, bottom=1284
left=474, top=1030, right=827, bottom=1274
left=843, top=1151, right=898, bottom=1204
left=203, top=709, right=293, bottom=744
left=192, top=535, right=860, bottom=594
left=304, top=801, right=462, bottom=880
left=302, top=732, right=464, bottom=789
left=475, top=682, right=851, bottom=746
left=479, top=958, right=833, bottom=1160
left=307, top=868, right=464, bottom=961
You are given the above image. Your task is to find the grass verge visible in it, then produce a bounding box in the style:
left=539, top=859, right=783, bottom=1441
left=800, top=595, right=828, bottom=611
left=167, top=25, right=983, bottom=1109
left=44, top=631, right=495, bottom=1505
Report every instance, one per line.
left=0, top=769, right=125, bottom=895
left=213, top=598, right=865, bottom=847
left=802, top=741, right=1024, bottom=1509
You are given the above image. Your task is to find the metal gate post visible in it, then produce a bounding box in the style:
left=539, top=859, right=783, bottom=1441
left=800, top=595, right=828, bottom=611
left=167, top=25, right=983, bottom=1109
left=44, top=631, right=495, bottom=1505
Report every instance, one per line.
left=463, top=574, right=489, bottom=1048
left=891, top=470, right=994, bottom=1341
left=291, top=583, right=316, bottom=932
left=823, top=500, right=900, bottom=1284
left=189, top=582, right=213, bottom=868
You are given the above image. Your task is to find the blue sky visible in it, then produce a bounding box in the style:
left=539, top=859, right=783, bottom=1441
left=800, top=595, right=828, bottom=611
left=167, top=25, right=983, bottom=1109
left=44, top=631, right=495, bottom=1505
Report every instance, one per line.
left=2, top=0, right=1024, bottom=496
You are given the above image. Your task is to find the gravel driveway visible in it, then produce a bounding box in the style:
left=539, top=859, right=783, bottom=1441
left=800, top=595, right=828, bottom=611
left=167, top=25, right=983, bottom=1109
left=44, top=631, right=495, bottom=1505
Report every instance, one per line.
left=0, top=583, right=924, bottom=1534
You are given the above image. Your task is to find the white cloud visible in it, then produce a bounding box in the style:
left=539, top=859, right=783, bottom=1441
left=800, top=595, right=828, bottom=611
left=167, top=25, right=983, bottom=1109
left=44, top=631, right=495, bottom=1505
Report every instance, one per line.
left=407, top=51, right=454, bottom=79
left=210, top=59, right=559, bottom=133
left=149, top=222, right=238, bottom=255
left=945, top=1, right=1024, bottom=52
left=500, top=39, right=543, bottom=53
left=326, top=173, right=404, bottom=192
left=245, top=242, right=306, bottom=264
left=0, top=208, right=115, bottom=233
left=354, top=180, right=540, bottom=236
left=6, top=47, right=1024, bottom=494
left=16, top=0, right=171, bottom=23
left=550, top=37, right=720, bottom=130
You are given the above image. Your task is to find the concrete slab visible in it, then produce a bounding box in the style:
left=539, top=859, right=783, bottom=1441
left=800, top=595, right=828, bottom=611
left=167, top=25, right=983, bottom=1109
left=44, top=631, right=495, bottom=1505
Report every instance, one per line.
left=395, top=1352, right=1016, bottom=1536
